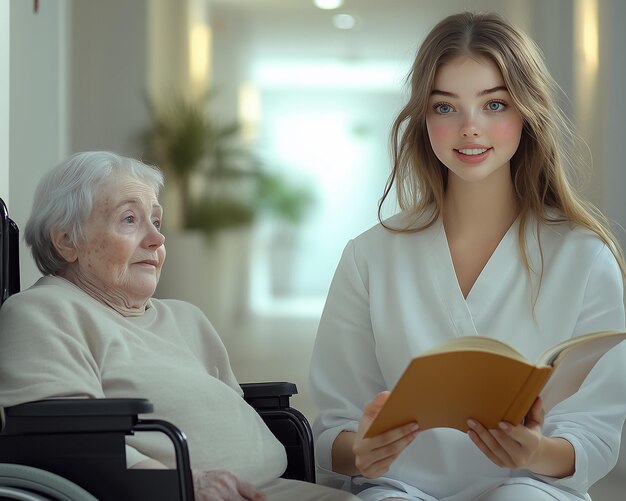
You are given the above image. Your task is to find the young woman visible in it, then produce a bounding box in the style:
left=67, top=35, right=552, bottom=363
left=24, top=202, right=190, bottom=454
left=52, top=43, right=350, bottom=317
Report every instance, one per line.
left=309, top=11, right=626, bottom=501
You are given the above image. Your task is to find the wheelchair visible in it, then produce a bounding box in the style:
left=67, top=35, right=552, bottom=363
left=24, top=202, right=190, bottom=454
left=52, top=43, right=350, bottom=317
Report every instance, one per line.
left=0, top=197, right=314, bottom=500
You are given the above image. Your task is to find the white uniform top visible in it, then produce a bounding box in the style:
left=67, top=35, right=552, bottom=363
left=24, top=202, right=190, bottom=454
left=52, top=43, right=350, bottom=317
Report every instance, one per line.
left=310, top=211, right=626, bottom=501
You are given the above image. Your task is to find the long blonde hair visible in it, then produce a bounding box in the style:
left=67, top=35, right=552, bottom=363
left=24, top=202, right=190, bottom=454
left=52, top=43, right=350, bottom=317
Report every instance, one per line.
left=379, top=11, right=626, bottom=279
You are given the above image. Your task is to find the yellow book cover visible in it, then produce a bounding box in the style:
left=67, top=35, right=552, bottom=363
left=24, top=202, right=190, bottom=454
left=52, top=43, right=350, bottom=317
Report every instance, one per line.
left=364, top=331, right=626, bottom=438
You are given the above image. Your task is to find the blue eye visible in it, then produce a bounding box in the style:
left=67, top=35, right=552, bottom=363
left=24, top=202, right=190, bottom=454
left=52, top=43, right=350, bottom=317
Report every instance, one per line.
left=123, top=215, right=135, bottom=224
left=487, top=101, right=506, bottom=111
left=434, top=103, right=453, bottom=114
left=153, top=219, right=161, bottom=230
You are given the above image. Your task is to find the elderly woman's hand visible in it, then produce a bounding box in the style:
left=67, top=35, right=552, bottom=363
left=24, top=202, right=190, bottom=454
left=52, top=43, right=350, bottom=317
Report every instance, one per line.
left=132, top=460, right=265, bottom=500
left=192, top=470, right=266, bottom=501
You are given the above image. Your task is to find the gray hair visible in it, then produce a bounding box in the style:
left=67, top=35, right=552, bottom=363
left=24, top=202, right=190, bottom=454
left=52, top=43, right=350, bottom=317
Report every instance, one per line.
left=25, top=151, right=164, bottom=275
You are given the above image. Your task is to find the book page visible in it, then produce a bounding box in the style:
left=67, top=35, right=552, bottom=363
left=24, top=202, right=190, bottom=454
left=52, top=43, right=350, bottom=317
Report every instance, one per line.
left=539, top=333, right=626, bottom=412
left=537, top=330, right=625, bottom=366
left=422, top=336, right=527, bottom=363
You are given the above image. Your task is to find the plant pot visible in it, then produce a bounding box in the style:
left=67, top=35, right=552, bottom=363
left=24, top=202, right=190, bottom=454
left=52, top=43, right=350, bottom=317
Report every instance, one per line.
left=154, top=227, right=252, bottom=337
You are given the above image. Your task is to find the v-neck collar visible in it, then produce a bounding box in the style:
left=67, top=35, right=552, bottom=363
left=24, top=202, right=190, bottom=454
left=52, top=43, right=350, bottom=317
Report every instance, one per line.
left=430, top=216, right=520, bottom=336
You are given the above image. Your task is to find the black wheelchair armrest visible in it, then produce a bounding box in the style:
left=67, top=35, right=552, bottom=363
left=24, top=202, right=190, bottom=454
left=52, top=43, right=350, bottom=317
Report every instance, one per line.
left=4, top=397, right=153, bottom=416
left=241, top=382, right=316, bottom=483
left=3, top=398, right=153, bottom=434
left=1, top=398, right=195, bottom=500
left=241, top=381, right=297, bottom=409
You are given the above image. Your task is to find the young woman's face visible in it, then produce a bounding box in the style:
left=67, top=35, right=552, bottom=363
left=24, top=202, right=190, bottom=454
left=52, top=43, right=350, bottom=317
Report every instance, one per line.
left=425, top=55, right=523, bottom=185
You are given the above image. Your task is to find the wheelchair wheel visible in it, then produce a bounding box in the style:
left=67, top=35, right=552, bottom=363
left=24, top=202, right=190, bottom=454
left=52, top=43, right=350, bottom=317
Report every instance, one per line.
left=0, top=464, right=98, bottom=501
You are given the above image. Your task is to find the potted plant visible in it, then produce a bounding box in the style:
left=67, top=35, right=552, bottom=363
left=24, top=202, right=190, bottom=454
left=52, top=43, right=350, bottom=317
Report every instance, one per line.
left=142, top=94, right=314, bottom=331
left=144, top=94, right=260, bottom=234
left=144, top=94, right=313, bottom=235
left=255, top=172, right=315, bottom=296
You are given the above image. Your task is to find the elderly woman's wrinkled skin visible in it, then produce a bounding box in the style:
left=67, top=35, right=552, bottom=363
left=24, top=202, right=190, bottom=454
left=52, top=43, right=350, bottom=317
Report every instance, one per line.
left=52, top=174, right=166, bottom=316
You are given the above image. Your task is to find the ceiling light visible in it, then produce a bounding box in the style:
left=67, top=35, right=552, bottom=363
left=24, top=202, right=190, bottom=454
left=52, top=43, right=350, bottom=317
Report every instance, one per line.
left=314, top=0, right=343, bottom=10
left=333, top=13, right=356, bottom=30
left=253, top=60, right=405, bottom=91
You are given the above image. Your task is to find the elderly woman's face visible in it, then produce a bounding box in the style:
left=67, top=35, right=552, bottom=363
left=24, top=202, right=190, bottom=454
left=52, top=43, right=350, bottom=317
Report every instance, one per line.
left=70, top=174, right=166, bottom=307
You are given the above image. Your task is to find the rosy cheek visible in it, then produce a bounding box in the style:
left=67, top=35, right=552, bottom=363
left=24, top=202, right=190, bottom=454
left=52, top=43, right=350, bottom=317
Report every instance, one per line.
left=426, top=121, right=452, bottom=148
left=490, top=118, right=523, bottom=142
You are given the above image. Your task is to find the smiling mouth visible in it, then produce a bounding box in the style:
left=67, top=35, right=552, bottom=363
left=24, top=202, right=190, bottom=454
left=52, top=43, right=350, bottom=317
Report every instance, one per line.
left=455, top=147, right=491, bottom=156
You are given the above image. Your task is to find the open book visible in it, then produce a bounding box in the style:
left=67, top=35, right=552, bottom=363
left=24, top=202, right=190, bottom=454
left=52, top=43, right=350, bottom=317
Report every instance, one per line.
left=364, top=330, right=626, bottom=438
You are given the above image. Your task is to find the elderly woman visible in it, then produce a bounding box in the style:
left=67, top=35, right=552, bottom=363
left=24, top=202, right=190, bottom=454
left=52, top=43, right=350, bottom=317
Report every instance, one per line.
left=0, top=151, right=357, bottom=501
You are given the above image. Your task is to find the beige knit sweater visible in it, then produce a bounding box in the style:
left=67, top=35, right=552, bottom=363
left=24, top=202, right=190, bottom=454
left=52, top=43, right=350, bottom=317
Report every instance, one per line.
left=0, top=276, right=287, bottom=486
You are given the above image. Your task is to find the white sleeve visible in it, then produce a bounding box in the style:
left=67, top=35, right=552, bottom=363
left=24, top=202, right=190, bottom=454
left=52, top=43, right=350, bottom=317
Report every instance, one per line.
left=538, top=244, right=626, bottom=492
left=309, top=240, right=387, bottom=477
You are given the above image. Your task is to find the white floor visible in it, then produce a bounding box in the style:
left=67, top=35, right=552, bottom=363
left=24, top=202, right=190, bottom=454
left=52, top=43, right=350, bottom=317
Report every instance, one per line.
left=224, top=315, right=626, bottom=501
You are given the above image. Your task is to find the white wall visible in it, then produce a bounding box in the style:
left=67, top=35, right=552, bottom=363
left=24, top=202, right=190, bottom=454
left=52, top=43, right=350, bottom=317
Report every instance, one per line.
left=70, top=0, right=149, bottom=157
left=600, top=0, right=626, bottom=250
left=528, top=0, right=574, bottom=117
left=0, top=0, right=10, bottom=203
left=147, top=0, right=188, bottom=103
left=9, top=0, right=69, bottom=289
left=597, top=0, right=626, bottom=477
